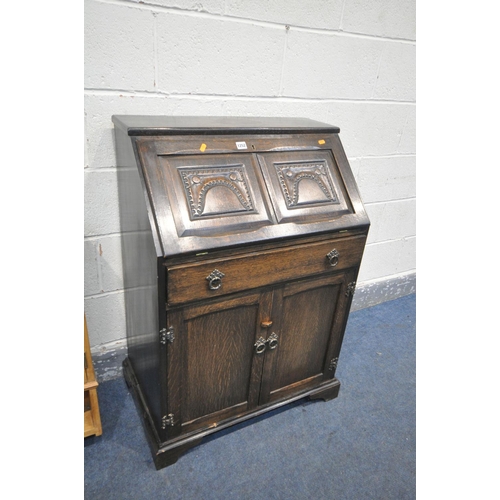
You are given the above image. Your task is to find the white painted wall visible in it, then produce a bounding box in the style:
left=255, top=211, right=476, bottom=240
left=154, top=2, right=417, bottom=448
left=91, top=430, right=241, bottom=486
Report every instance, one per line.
left=84, top=0, right=416, bottom=349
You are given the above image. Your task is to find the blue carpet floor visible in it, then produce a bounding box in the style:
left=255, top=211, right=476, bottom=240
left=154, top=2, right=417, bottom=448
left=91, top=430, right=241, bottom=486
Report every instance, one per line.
left=84, top=293, right=416, bottom=500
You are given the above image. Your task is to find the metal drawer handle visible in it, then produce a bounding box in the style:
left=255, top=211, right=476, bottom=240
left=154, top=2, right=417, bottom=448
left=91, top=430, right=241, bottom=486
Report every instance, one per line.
left=254, top=333, right=279, bottom=354
left=267, top=332, right=278, bottom=350
left=206, top=269, right=225, bottom=290
left=254, top=337, right=267, bottom=354
left=326, top=249, right=339, bottom=267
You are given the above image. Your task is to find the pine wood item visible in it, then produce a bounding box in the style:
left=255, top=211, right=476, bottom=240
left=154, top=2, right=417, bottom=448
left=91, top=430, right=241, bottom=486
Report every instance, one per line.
left=84, top=315, right=102, bottom=438
left=112, top=116, right=370, bottom=469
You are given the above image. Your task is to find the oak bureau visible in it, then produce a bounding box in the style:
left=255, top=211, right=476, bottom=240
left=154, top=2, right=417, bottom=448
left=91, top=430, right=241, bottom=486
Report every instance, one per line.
left=112, top=116, right=370, bottom=469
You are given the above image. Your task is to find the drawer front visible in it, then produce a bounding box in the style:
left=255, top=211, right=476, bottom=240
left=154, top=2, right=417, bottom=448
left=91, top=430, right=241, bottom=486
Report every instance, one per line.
left=166, top=235, right=366, bottom=306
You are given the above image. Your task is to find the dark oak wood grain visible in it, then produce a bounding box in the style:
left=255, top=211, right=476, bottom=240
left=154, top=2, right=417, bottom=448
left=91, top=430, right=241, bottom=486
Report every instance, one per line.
left=130, top=130, right=369, bottom=257
left=114, top=116, right=370, bottom=470
left=271, top=279, right=341, bottom=390
left=182, top=295, right=259, bottom=423
left=166, top=235, right=366, bottom=306
left=112, top=115, right=341, bottom=136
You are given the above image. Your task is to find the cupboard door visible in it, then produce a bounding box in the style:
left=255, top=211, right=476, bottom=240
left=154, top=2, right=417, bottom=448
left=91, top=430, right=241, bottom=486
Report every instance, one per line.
left=260, top=273, right=351, bottom=405
left=174, top=291, right=272, bottom=434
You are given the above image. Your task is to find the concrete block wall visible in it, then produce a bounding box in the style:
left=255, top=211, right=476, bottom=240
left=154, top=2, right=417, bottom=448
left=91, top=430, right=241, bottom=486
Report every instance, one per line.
left=84, top=0, right=416, bottom=374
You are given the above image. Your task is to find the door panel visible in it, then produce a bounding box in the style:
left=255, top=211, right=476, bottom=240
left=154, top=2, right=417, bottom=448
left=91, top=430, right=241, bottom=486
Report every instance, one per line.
left=184, top=305, right=256, bottom=421
left=271, top=284, right=339, bottom=391
left=179, top=292, right=271, bottom=432
left=257, top=150, right=353, bottom=224
left=261, top=274, right=348, bottom=404
left=155, top=153, right=274, bottom=238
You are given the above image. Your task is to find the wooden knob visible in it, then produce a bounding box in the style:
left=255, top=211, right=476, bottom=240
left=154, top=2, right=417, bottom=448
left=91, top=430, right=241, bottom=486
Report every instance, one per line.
left=261, top=320, right=273, bottom=328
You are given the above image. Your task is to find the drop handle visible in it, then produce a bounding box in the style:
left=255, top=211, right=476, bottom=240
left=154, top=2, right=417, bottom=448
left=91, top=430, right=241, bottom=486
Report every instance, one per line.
left=267, top=333, right=278, bottom=350
left=254, top=337, right=267, bottom=354
left=326, top=249, right=339, bottom=267
left=254, top=333, right=279, bottom=354
left=206, top=269, right=225, bottom=290
left=260, top=320, right=273, bottom=328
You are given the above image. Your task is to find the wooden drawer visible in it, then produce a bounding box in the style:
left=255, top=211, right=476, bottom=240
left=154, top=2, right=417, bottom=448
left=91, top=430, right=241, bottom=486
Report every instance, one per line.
left=166, top=235, right=366, bottom=306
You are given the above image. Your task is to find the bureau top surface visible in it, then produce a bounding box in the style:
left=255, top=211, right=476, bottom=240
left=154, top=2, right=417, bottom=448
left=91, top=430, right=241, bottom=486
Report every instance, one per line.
left=112, top=115, right=340, bottom=136
left=113, top=116, right=368, bottom=258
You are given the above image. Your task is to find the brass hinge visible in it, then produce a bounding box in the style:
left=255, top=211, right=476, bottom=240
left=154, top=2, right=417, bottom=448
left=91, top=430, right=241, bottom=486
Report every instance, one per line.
left=161, top=414, right=174, bottom=429
left=328, top=357, right=339, bottom=372
left=345, top=282, right=356, bottom=297
left=160, top=326, right=175, bottom=345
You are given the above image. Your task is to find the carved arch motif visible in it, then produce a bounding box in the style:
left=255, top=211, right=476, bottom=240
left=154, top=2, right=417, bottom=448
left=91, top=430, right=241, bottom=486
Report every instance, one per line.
left=179, top=165, right=254, bottom=218
left=275, top=161, right=339, bottom=209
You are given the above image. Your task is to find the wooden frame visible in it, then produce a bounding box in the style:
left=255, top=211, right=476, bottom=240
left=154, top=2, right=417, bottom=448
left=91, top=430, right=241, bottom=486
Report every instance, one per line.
left=84, top=315, right=102, bottom=438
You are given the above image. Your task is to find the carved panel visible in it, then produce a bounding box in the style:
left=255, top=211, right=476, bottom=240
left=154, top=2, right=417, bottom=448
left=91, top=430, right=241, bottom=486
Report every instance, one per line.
left=179, top=165, right=255, bottom=219
left=274, top=160, right=339, bottom=209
